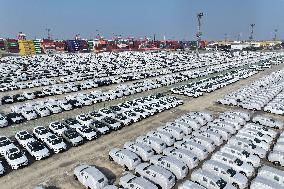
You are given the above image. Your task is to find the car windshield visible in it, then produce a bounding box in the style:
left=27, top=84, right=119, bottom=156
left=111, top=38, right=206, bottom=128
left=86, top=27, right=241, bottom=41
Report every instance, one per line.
left=26, top=110, right=34, bottom=114
left=116, top=114, right=126, bottom=120
left=37, top=128, right=48, bottom=135
left=234, top=158, right=243, bottom=166
left=111, top=106, right=121, bottom=111
left=98, top=178, right=104, bottom=183
left=242, top=150, right=250, bottom=157
left=29, top=142, right=45, bottom=151
left=80, top=127, right=93, bottom=133
left=19, top=132, right=32, bottom=140
left=103, top=117, right=115, bottom=124
left=7, top=149, right=22, bottom=160
left=65, top=130, right=79, bottom=139
left=94, top=121, right=106, bottom=128
left=51, top=137, right=62, bottom=144
left=216, top=178, right=227, bottom=188
left=227, top=168, right=236, bottom=176
left=79, top=116, right=89, bottom=121
left=0, top=137, right=11, bottom=147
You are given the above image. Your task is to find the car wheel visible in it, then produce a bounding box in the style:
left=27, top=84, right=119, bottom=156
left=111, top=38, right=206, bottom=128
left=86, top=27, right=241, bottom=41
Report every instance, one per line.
left=109, top=156, right=113, bottom=161
left=232, top=183, right=240, bottom=189
left=239, top=171, right=247, bottom=177
left=273, top=161, right=281, bottom=166
left=74, top=175, right=78, bottom=180
left=124, top=165, right=129, bottom=171
left=247, top=162, right=254, bottom=166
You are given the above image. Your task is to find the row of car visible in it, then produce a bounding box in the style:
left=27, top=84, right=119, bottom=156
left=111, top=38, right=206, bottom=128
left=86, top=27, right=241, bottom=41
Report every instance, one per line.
left=0, top=94, right=183, bottom=176
left=0, top=76, right=186, bottom=127
left=171, top=68, right=258, bottom=97
left=268, top=130, right=284, bottom=166
left=0, top=52, right=272, bottom=91
left=0, top=68, right=189, bottom=106
left=2, top=55, right=259, bottom=126
left=217, top=68, right=284, bottom=111
left=105, top=110, right=254, bottom=189
left=0, top=51, right=269, bottom=105
left=264, top=90, right=284, bottom=115
left=0, top=51, right=280, bottom=94
left=180, top=115, right=284, bottom=189
left=250, top=166, right=284, bottom=189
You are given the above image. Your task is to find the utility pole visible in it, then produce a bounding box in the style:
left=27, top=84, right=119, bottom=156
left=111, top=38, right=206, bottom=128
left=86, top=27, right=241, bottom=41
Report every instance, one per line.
left=46, top=28, right=51, bottom=40
left=224, top=33, right=228, bottom=42
left=237, top=33, right=241, bottom=41
left=273, top=29, right=278, bottom=41
left=249, top=24, right=255, bottom=41
left=196, top=12, right=204, bottom=55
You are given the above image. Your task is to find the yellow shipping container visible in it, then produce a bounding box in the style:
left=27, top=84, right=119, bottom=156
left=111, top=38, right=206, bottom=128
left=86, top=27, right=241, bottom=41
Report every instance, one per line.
left=18, top=40, right=36, bottom=55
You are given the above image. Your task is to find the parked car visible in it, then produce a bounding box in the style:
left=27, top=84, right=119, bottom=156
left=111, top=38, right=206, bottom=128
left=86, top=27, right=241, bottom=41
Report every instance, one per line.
left=119, top=172, right=158, bottom=189
left=134, top=163, right=176, bottom=189
left=109, top=148, right=141, bottom=170
left=74, top=164, right=109, bottom=189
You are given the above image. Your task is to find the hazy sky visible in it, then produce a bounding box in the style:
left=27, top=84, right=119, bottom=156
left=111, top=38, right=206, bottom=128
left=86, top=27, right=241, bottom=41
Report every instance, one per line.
left=0, top=0, right=283, bottom=40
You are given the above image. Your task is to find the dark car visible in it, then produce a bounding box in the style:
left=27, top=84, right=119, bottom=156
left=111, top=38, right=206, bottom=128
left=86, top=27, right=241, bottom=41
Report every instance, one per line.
left=6, top=113, right=26, bottom=124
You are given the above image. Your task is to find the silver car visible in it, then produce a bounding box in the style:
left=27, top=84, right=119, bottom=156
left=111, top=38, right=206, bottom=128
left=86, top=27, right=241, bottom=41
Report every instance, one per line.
left=149, top=155, right=189, bottom=179
left=74, top=164, right=109, bottom=189
left=119, top=172, right=158, bottom=189
left=135, top=163, right=176, bottom=189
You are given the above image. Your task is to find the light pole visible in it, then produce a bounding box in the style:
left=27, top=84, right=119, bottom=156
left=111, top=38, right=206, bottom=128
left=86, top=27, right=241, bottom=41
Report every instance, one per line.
left=273, top=29, right=278, bottom=41
left=249, top=24, right=255, bottom=41
left=196, top=12, right=204, bottom=55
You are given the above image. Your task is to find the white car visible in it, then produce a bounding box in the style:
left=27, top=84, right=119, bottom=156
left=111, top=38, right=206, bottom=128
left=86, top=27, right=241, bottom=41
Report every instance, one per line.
left=4, top=147, right=29, bottom=169
left=0, top=136, right=16, bottom=155
left=134, top=163, right=176, bottom=189
left=43, top=134, right=67, bottom=153
left=119, top=172, right=158, bottom=189
left=146, top=130, right=175, bottom=146
left=123, top=141, right=155, bottom=161
left=33, top=126, right=53, bottom=141
left=109, top=148, right=141, bottom=170
left=75, top=125, right=98, bottom=140
left=62, top=129, right=84, bottom=147
left=25, top=141, right=50, bottom=160
left=0, top=162, right=5, bottom=175
left=34, top=105, right=51, bottom=117
left=21, top=107, right=38, bottom=120
left=57, top=100, right=73, bottom=111
left=149, top=155, right=189, bottom=179
left=74, top=164, right=109, bottom=189
left=163, top=147, right=199, bottom=169
left=49, top=122, right=68, bottom=136
left=45, top=102, right=62, bottom=114
left=268, top=150, right=284, bottom=166
left=76, top=114, right=94, bottom=126
left=0, top=114, right=8, bottom=127
left=15, top=130, right=36, bottom=148
left=178, top=180, right=206, bottom=189
left=252, top=115, right=284, bottom=129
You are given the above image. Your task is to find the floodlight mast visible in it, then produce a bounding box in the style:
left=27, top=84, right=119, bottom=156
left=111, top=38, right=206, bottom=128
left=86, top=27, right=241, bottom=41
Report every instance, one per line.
left=46, top=28, right=51, bottom=40
left=273, top=29, right=278, bottom=41
left=249, top=24, right=255, bottom=41
left=196, top=12, right=204, bottom=55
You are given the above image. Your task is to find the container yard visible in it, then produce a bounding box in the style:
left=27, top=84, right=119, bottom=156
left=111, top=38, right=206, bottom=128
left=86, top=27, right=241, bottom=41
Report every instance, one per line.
left=1, top=0, right=284, bottom=189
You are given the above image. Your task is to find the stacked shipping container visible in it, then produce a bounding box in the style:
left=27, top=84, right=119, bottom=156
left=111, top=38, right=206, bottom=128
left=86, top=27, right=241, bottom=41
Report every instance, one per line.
left=18, top=40, right=36, bottom=55
left=0, top=38, right=5, bottom=50
left=42, top=39, right=56, bottom=54
left=33, top=39, right=42, bottom=54
left=6, top=39, right=19, bottom=53
left=54, top=40, right=66, bottom=52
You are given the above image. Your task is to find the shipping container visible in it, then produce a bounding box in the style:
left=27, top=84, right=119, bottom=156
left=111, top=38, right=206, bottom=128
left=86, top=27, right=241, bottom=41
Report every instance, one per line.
left=18, top=40, right=36, bottom=55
